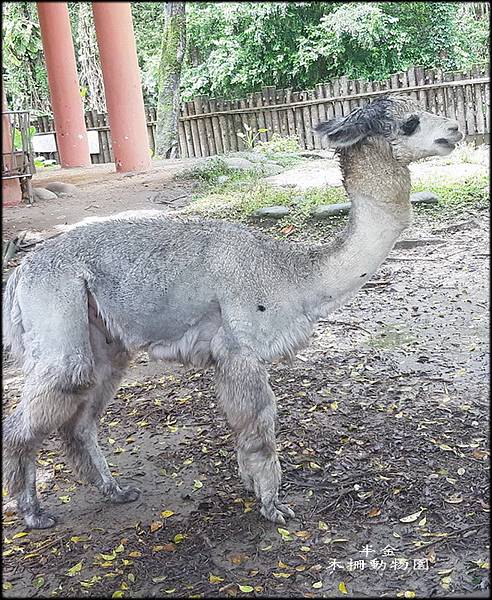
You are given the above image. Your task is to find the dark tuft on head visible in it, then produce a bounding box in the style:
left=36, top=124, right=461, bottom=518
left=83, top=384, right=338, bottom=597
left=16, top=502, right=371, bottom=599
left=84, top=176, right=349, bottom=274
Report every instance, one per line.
left=314, top=95, right=414, bottom=149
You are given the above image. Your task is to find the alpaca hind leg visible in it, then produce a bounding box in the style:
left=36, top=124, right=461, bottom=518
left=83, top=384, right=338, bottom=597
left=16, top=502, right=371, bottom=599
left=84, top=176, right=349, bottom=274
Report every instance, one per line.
left=3, top=383, right=85, bottom=529
left=215, top=349, right=295, bottom=524
left=59, top=387, right=140, bottom=504
left=4, top=277, right=98, bottom=527
left=59, top=336, right=140, bottom=504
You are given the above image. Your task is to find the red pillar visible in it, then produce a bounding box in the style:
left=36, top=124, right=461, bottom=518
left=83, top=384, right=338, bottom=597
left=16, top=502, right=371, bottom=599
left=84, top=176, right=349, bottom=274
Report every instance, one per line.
left=2, top=85, right=23, bottom=207
left=92, top=3, right=151, bottom=173
left=37, top=2, right=91, bottom=168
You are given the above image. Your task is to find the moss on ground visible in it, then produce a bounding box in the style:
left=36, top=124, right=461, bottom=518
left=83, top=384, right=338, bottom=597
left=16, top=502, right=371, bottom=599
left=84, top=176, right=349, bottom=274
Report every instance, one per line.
left=177, top=140, right=488, bottom=243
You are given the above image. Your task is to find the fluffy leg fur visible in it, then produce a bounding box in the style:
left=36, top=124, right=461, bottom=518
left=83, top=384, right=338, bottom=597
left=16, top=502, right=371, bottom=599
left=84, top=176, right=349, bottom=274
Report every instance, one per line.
left=215, top=348, right=294, bottom=524
left=3, top=381, right=86, bottom=529
left=59, top=332, right=139, bottom=504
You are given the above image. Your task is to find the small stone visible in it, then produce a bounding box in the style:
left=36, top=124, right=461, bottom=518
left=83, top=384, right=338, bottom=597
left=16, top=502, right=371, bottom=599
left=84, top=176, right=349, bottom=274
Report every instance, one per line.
left=216, top=175, right=230, bottom=185
left=410, top=191, right=439, bottom=205
left=44, top=181, right=78, bottom=196
left=258, top=162, right=284, bottom=176
left=298, top=150, right=334, bottom=159
left=251, top=206, right=291, bottom=219
left=236, top=152, right=267, bottom=164
left=222, top=157, right=255, bottom=170
left=311, top=203, right=351, bottom=218
left=32, top=187, right=58, bottom=201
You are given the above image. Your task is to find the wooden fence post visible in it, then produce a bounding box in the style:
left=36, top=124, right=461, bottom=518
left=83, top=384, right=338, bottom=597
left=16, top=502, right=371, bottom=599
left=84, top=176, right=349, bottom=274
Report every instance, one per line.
left=30, top=66, right=490, bottom=161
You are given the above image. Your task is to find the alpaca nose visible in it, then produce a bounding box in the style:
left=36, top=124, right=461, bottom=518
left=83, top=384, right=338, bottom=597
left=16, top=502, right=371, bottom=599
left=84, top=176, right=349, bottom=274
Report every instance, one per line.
left=447, top=122, right=459, bottom=132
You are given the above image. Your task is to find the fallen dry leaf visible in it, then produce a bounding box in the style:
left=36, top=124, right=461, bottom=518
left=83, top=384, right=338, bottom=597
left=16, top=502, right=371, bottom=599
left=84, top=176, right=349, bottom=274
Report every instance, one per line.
left=149, top=521, right=163, bottom=533
left=66, top=561, right=83, bottom=577
left=400, top=507, right=426, bottom=523
left=280, top=224, right=295, bottom=236
left=338, top=581, right=348, bottom=594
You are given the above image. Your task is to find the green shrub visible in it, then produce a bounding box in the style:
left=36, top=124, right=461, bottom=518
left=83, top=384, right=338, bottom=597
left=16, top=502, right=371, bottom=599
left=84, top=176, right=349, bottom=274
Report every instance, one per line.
left=255, top=133, right=301, bottom=154
left=411, top=174, right=488, bottom=210
left=176, top=157, right=231, bottom=183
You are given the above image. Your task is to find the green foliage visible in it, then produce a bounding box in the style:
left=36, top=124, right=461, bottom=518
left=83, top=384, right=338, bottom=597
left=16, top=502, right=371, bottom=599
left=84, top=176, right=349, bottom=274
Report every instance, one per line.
left=181, top=2, right=333, bottom=99
left=2, top=2, right=488, bottom=113
left=181, top=2, right=489, bottom=100
left=237, top=123, right=268, bottom=150
left=255, top=133, right=301, bottom=155
left=412, top=174, right=488, bottom=212
left=131, top=3, right=166, bottom=104
left=2, top=2, right=50, bottom=112
left=13, top=125, right=36, bottom=151
left=34, top=157, right=58, bottom=168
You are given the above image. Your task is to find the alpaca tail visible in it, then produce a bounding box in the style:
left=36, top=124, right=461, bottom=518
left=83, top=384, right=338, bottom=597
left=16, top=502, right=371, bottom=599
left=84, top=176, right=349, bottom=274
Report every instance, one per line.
left=2, top=266, right=26, bottom=365
left=3, top=265, right=97, bottom=391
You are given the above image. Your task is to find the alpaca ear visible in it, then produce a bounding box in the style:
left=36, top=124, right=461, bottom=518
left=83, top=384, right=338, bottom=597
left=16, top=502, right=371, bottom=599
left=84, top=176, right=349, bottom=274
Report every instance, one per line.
left=313, top=115, right=372, bottom=148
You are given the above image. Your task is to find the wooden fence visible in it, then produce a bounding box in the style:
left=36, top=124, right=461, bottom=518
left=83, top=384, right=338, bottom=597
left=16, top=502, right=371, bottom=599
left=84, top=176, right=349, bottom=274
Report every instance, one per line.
left=31, top=64, right=489, bottom=163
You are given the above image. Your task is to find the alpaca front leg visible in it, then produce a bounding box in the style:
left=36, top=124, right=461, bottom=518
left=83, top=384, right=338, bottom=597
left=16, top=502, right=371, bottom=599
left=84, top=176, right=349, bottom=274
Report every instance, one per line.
left=215, top=350, right=294, bottom=524
left=237, top=428, right=295, bottom=524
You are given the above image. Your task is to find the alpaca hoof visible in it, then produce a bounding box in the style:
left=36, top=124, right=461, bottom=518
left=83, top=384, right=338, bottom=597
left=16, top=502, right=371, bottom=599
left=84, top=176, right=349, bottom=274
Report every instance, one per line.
left=108, top=485, right=141, bottom=504
left=260, top=500, right=295, bottom=524
left=24, top=510, right=58, bottom=529
left=241, top=474, right=254, bottom=493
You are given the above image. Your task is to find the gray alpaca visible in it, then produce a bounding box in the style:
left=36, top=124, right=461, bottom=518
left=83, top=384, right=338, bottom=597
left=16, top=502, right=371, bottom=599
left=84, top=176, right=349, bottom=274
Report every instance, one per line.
left=3, top=95, right=462, bottom=529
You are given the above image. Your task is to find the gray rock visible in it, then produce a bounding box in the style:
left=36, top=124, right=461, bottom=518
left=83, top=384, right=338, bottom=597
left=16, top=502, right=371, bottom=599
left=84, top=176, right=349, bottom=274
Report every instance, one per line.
left=410, top=191, right=439, bottom=205
left=251, top=206, right=291, bottom=219
left=298, top=150, right=334, bottom=159
left=32, top=187, right=58, bottom=201
left=222, top=157, right=255, bottom=171
left=216, top=175, right=230, bottom=185
left=258, top=162, right=284, bottom=176
left=312, top=203, right=351, bottom=218
left=235, top=152, right=267, bottom=164
left=310, top=193, right=438, bottom=218
left=394, top=237, right=446, bottom=249
left=44, top=181, right=78, bottom=196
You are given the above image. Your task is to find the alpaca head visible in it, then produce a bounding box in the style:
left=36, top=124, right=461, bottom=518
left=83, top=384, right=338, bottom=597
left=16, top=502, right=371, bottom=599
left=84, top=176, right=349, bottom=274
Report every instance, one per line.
left=315, top=95, right=463, bottom=164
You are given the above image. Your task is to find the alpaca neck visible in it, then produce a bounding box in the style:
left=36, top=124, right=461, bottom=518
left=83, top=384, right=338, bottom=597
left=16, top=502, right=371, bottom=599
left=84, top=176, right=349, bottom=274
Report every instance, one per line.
left=306, top=140, right=412, bottom=318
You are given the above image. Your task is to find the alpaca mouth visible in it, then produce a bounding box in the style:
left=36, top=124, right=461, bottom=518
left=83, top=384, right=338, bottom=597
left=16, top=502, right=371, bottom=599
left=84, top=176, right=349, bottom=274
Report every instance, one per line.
left=435, top=139, right=456, bottom=150
left=434, top=132, right=463, bottom=149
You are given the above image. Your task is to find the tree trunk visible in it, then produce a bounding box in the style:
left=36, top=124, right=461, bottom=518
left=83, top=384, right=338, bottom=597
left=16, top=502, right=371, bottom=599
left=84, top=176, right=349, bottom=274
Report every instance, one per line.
left=155, top=2, right=186, bottom=158
left=77, top=3, right=106, bottom=112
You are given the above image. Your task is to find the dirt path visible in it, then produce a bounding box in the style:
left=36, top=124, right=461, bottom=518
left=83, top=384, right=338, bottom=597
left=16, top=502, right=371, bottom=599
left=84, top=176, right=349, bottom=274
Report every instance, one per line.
left=2, top=158, right=489, bottom=598
left=3, top=158, right=200, bottom=240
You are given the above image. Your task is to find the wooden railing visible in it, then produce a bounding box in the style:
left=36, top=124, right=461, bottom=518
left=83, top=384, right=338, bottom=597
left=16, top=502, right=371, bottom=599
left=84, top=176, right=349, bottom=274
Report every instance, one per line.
left=31, top=64, right=489, bottom=163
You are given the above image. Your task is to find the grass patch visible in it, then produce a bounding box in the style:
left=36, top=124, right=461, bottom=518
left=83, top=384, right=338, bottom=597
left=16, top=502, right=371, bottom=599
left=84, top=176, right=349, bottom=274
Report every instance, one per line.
left=175, top=157, right=233, bottom=184
left=181, top=157, right=488, bottom=242
left=183, top=179, right=347, bottom=221
left=439, top=141, right=489, bottom=166
left=260, top=152, right=306, bottom=168
left=176, top=150, right=307, bottom=186
left=411, top=174, right=488, bottom=216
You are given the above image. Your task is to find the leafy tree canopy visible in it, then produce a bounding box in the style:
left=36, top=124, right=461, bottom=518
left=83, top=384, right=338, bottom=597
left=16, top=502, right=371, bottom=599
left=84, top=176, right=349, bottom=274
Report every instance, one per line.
left=2, top=1, right=488, bottom=112
left=179, top=1, right=489, bottom=100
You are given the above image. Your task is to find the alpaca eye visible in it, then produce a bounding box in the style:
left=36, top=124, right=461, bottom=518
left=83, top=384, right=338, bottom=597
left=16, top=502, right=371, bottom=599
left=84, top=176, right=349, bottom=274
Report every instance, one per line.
left=401, top=116, right=420, bottom=136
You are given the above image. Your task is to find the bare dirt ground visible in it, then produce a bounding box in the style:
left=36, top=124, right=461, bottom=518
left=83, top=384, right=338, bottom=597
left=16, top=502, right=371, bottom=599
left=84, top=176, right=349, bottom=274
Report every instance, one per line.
left=2, top=158, right=201, bottom=240
left=2, top=156, right=489, bottom=598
